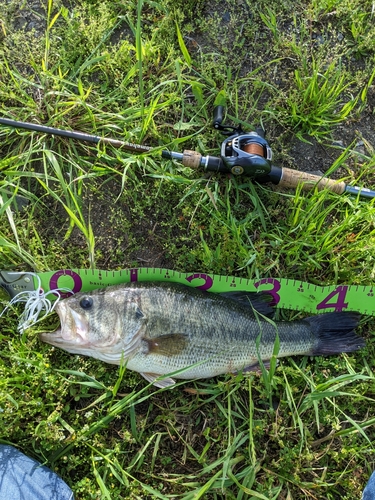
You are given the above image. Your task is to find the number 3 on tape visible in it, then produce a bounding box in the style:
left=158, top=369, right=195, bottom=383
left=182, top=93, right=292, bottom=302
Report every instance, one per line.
left=316, top=285, right=348, bottom=312
left=254, top=278, right=281, bottom=306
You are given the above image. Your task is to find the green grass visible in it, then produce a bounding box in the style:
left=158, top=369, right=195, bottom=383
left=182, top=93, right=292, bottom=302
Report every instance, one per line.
left=1, top=0, right=375, bottom=498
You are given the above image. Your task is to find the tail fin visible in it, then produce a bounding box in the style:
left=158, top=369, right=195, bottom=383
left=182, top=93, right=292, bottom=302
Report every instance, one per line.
left=306, top=312, right=365, bottom=355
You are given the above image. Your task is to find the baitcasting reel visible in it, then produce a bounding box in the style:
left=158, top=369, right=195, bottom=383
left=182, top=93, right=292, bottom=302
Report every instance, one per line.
left=213, top=105, right=272, bottom=177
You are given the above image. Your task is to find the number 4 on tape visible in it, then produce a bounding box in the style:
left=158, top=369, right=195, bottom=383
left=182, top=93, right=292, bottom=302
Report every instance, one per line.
left=316, top=286, right=348, bottom=312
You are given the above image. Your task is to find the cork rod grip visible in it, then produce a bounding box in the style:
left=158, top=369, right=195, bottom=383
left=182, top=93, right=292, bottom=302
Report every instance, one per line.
left=182, top=150, right=202, bottom=169
left=279, top=167, right=346, bottom=195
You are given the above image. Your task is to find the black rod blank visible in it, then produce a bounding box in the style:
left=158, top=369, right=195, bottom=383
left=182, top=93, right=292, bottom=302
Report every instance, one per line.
left=0, top=117, right=152, bottom=153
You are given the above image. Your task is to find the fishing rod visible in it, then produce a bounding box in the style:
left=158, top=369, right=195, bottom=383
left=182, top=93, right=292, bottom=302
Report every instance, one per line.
left=1, top=110, right=374, bottom=199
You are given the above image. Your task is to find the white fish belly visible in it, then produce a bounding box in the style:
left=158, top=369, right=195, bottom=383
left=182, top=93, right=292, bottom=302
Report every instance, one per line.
left=125, top=342, right=258, bottom=379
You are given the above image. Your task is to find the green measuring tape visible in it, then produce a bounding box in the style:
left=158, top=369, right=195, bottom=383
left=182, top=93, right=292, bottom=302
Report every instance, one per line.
left=1, top=268, right=374, bottom=316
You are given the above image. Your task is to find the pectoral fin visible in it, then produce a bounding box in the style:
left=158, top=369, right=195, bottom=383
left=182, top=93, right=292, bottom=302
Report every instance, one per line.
left=141, top=372, right=176, bottom=388
left=144, top=333, right=188, bottom=356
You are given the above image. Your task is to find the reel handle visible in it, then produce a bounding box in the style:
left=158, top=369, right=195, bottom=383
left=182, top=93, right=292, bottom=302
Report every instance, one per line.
left=213, top=106, right=224, bottom=129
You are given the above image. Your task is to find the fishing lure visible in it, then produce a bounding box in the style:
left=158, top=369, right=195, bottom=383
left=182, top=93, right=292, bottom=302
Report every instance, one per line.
left=0, top=273, right=72, bottom=333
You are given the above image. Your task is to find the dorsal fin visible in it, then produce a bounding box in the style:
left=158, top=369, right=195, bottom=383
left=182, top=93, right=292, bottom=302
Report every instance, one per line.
left=219, top=291, right=274, bottom=317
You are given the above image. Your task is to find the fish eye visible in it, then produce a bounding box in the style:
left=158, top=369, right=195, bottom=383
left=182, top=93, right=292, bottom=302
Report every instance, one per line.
left=79, top=296, right=93, bottom=310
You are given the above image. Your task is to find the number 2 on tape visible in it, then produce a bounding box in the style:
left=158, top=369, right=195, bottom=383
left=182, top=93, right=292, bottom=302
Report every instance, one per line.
left=185, top=273, right=213, bottom=291
left=316, top=285, right=348, bottom=312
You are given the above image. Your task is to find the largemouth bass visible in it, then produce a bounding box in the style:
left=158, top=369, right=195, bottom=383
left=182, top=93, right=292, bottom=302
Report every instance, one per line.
left=39, top=282, right=365, bottom=388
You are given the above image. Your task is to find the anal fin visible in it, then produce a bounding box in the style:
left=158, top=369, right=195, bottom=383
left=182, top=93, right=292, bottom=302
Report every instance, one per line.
left=235, top=359, right=279, bottom=374
left=141, top=372, right=176, bottom=388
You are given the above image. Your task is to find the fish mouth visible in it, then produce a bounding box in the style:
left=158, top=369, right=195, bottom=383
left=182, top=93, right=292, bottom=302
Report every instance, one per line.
left=39, top=303, right=89, bottom=347
left=39, top=328, right=64, bottom=346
